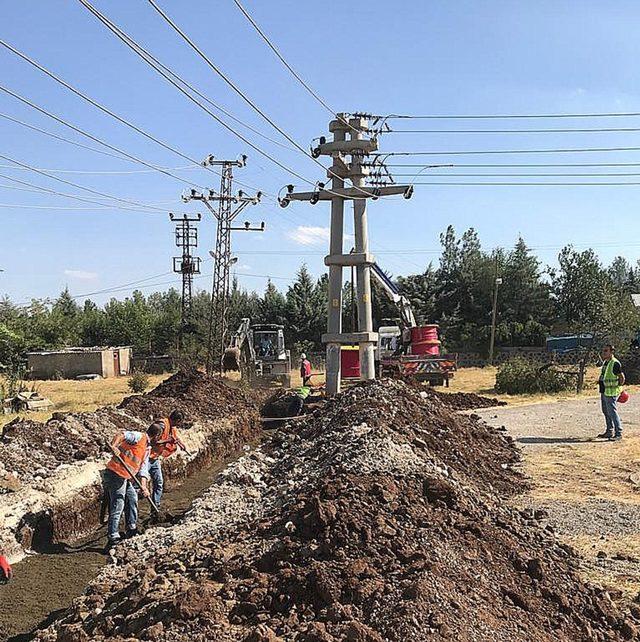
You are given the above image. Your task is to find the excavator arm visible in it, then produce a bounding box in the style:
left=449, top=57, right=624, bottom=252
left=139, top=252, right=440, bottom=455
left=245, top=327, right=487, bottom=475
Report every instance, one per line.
left=222, top=318, right=254, bottom=372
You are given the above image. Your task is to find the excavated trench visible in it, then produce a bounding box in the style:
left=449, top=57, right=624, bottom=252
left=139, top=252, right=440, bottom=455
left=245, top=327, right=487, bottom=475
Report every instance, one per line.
left=0, top=428, right=263, bottom=642
left=0, top=370, right=263, bottom=642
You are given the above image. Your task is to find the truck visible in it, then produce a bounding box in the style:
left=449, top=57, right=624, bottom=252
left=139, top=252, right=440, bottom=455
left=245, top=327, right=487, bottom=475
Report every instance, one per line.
left=223, top=319, right=292, bottom=387
left=371, top=264, right=457, bottom=387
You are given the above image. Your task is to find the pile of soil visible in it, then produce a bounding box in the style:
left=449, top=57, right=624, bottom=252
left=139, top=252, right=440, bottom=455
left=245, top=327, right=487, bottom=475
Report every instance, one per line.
left=421, top=387, right=506, bottom=411
left=0, top=370, right=258, bottom=491
left=34, top=379, right=639, bottom=641
left=120, top=368, right=257, bottom=425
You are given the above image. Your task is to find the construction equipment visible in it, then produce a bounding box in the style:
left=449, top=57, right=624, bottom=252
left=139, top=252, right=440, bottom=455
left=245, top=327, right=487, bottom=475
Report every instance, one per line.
left=223, top=318, right=292, bottom=387
left=370, top=264, right=457, bottom=386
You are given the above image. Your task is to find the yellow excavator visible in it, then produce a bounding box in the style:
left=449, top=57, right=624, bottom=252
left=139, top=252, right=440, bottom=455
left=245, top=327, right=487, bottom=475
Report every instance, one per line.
left=223, top=318, right=292, bottom=387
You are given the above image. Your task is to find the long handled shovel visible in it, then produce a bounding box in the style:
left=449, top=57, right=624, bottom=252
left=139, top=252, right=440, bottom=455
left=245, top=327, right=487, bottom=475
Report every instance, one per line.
left=112, top=451, right=160, bottom=515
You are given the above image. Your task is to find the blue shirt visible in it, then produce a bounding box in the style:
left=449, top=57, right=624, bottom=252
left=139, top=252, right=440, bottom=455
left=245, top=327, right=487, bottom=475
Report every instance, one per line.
left=122, top=430, right=151, bottom=479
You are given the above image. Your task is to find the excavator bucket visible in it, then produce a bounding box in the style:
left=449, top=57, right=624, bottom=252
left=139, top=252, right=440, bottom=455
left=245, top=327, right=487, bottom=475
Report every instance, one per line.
left=222, top=346, right=242, bottom=372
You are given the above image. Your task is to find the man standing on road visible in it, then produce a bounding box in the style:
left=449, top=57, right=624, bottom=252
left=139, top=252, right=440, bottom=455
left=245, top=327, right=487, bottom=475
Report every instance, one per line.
left=597, top=344, right=625, bottom=441
left=148, top=410, right=185, bottom=510
left=103, top=422, right=163, bottom=547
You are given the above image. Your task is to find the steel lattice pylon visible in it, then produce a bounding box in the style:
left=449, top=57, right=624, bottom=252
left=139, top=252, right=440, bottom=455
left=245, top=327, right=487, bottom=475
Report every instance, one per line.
left=170, top=213, right=202, bottom=338
left=183, top=155, right=263, bottom=373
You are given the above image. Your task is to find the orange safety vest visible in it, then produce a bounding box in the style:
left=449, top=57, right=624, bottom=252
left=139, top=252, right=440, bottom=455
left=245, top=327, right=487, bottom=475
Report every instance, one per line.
left=106, top=433, right=149, bottom=479
left=150, top=418, right=179, bottom=460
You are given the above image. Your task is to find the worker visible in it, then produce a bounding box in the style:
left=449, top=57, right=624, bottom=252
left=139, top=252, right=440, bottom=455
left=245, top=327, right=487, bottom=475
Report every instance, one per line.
left=103, top=422, right=163, bottom=547
left=289, top=386, right=311, bottom=416
left=597, top=344, right=626, bottom=441
left=0, top=555, right=12, bottom=583
left=300, top=353, right=312, bottom=386
left=148, top=409, right=185, bottom=510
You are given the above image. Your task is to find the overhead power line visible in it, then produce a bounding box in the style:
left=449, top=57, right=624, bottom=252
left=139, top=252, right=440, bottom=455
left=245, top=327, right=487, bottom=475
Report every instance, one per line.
left=141, top=0, right=373, bottom=199
left=391, top=172, right=640, bottom=177
left=0, top=153, right=164, bottom=212
left=0, top=111, right=127, bottom=161
left=0, top=170, right=160, bottom=213
left=0, top=38, right=217, bottom=187
left=389, top=127, right=640, bottom=134
left=386, top=162, right=640, bottom=168
left=386, top=112, right=640, bottom=120
left=0, top=162, right=195, bottom=175
left=0, top=83, right=204, bottom=189
left=382, top=146, right=640, bottom=157
left=78, top=0, right=317, bottom=194
left=409, top=181, right=640, bottom=186
left=232, top=0, right=335, bottom=117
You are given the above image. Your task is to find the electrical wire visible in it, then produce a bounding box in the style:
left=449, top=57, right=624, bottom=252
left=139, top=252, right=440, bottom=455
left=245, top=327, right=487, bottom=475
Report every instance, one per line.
left=78, top=0, right=322, bottom=193
left=0, top=171, right=162, bottom=213
left=0, top=153, right=165, bottom=212
left=388, top=127, right=640, bottom=134
left=0, top=38, right=223, bottom=187
left=390, top=172, right=640, bottom=177
left=386, top=111, right=640, bottom=120
left=141, top=0, right=375, bottom=199
left=385, top=162, right=640, bottom=168
left=231, top=0, right=336, bottom=119
left=381, top=147, right=640, bottom=156
left=0, top=111, right=128, bottom=161
left=0, top=162, right=195, bottom=175
left=0, top=83, right=205, bottom=190
left=408, top=181, right=640, bottom=186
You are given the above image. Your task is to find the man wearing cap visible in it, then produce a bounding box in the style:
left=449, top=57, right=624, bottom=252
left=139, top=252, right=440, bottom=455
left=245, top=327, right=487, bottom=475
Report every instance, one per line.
left=597, top=344, right=625, bottom=441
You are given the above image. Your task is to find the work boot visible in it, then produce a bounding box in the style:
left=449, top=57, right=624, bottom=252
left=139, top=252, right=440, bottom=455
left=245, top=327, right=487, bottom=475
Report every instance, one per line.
left=596, top=432, right=613, bottom=439
left=104, top=536, right=120, bottom=552
left=614, top=435, right=623, bottom=441
left=124, top=528, right=139, bottom=539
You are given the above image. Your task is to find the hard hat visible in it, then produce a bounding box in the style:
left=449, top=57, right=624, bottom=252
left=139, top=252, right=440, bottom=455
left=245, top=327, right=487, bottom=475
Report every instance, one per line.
left=300, top=353, right=306, bottom=360
left=619, top=390, right=630, bottom=403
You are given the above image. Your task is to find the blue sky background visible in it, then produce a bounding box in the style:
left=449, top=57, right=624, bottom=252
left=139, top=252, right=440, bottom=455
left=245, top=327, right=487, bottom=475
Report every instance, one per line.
left=2, top=1, right=640, bottom=305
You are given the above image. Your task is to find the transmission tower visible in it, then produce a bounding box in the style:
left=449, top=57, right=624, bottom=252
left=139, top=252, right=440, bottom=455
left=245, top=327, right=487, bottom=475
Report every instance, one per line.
left=280, top=113, right=412, bottom=396
left=169, top=213, right=202, bottom=335
left=184, top=155, right=263, bottom=372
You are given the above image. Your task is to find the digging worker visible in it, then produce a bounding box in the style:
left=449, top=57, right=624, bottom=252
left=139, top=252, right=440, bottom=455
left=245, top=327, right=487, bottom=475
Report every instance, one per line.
left=597, top=344, right=625, bottom=441
left=103, top=422, right=163, bottom=547
left=300, top=353, right=312, bottom=386
left=148, top=409, right=186, bottom=509
left=0, top=554, right=12, bottom=584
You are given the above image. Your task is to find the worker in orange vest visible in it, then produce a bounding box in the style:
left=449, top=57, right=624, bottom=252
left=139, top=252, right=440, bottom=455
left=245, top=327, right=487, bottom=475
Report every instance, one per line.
left=148, top=409, right=185, bottom=509
left=103, top=422, right=163, bottom=547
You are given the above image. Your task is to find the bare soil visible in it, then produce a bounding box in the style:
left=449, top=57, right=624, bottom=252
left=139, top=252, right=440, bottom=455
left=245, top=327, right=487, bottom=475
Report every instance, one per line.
left=31, top=380, right=639, bottom=641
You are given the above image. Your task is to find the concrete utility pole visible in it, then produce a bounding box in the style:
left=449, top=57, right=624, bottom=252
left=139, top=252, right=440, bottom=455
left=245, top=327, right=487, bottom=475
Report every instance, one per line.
left=488, top=257, right=503, bottom=365
left=169, top=212, right=202, bottom=339
left=280, top=114, right=412, bottom=396
left=184, top=155, right=263, bottom=373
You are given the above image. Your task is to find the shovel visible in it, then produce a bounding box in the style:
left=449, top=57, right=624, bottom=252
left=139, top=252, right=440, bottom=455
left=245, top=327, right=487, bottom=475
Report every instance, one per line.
left=112, top=450, right=160, bottom=515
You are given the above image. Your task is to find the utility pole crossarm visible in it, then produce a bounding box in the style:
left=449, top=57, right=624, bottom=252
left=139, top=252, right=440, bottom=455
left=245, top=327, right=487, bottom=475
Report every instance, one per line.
left=280, top=184, right=412, bottom=205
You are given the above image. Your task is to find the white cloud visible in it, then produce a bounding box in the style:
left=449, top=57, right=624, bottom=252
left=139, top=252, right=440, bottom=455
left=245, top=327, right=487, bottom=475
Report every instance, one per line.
left=64, top=269, right=98, bottom=281
left=236, top=264, right=252, bottom=271
left=286, top=225, right=330, bottom=246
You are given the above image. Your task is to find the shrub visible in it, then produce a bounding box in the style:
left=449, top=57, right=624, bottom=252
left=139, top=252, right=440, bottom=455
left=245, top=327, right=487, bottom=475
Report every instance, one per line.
left=495, top=357, right=574, bottom=395
left=127, top=370, right=150, bottom=394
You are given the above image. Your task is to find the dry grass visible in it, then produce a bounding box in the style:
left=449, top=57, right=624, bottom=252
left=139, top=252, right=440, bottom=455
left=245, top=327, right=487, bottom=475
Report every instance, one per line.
left=448, top=365, right=608, bottom=405
left=0, top=374, right=169, bottom=430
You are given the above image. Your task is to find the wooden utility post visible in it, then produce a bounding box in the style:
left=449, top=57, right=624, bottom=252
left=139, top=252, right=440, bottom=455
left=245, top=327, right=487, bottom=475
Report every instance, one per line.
left=280, top=114, right=412, bottom=395
left=488, top=256, right=502, bottom=365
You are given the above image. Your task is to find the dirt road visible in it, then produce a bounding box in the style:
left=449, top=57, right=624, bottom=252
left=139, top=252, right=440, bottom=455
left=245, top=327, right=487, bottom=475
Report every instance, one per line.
left=475, top=396, right=640, bottom=596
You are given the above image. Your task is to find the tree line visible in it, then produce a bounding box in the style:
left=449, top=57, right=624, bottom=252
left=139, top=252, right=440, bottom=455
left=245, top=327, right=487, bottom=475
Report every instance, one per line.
left=1, top=226, right=638, bottom=369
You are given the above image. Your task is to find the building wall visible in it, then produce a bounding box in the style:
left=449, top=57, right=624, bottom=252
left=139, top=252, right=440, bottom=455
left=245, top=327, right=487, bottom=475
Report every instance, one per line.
left=118, top=348, right=131, bottom=375
left=100, top=350, right=115, bottom=378
left=28, top=352, right=105, bottom=379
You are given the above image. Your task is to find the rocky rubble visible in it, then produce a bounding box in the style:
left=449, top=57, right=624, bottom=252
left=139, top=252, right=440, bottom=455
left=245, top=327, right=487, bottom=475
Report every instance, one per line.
left=32, top=379, right=639, bottom=642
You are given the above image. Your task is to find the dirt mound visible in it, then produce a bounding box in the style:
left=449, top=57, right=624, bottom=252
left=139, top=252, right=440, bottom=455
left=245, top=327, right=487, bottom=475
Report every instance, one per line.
left=422, top=387, right=506, bottom=411
left=34, top=380, right=637, bottom=642
left=0, top=370, right=257, bottom=490
left=120, top=368, right=257, bottom=425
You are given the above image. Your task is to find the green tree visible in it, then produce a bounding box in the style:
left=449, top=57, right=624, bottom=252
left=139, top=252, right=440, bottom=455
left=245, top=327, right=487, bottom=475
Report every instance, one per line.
left=285, top=265, right=325, bottom=349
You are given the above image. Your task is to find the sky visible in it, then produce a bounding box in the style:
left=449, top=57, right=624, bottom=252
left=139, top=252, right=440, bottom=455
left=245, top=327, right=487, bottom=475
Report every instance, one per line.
left=2, top=0, right=640, bottom=305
